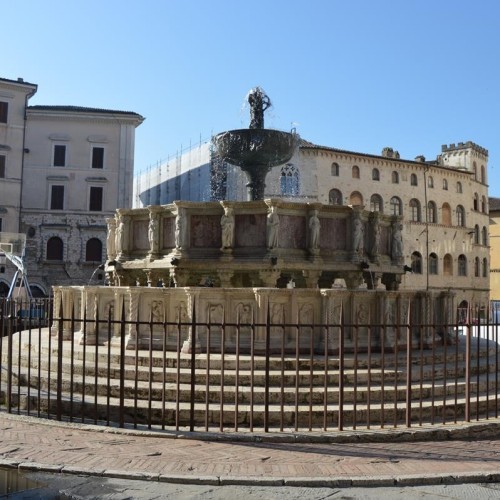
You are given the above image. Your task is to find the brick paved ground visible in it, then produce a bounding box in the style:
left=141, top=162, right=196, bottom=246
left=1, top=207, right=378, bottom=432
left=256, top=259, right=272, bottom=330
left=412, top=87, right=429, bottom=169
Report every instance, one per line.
left=0, top=413, right=499, bottom=487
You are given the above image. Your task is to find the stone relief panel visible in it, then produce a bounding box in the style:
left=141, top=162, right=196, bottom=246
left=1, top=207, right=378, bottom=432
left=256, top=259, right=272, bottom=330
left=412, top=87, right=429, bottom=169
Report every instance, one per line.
left=320, top=218, right=347, bottom=250
left=190, top=215, right=221, bottom=248
left=279, top=215, right=306, bottom=249
left=132, top=220, right=149, bottom=251
left=162, top=217, right=176, bottom=249
left=235, top=214, right=266, bottom=248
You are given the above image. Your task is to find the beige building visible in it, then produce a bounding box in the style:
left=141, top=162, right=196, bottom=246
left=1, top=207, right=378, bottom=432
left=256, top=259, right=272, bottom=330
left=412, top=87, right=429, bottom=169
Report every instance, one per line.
left=0, top=76, right=144, bottom=296
left=489, top=197, right=500, bottom=303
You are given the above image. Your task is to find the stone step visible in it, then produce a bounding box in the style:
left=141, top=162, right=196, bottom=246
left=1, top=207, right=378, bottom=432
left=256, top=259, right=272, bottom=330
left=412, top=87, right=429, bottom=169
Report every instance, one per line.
left=8, top=352, right=498, bottom=387
left=7, top=360, right=498, bottom=405
left=7, top=333, right=495, bottom=371
left=3, top=387, right=498, bottom=430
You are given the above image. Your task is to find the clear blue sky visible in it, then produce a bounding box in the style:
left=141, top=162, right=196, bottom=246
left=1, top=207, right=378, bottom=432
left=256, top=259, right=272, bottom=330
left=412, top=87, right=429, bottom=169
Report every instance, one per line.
left=4, top=0, right=500, bottom=195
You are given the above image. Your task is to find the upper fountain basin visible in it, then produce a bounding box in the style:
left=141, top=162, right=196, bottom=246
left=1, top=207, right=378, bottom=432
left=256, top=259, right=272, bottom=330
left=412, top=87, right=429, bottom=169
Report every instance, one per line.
left=213, top=128, right=299, bottom=168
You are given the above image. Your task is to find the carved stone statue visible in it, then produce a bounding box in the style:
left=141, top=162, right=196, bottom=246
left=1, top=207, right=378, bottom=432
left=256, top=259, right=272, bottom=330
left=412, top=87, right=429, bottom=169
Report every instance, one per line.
left=106, top=217, right=116, bottom=260
left=392, top=222, right=404, bottom=260
left=115, top=216, right=127, bottom=257
left=220, top=207, right=235, bottom=249
left=352, top=214, right=364, bottom=255
left=148, top=215, right=159, bottom=253
left=309, top=210, right=320, bottom=249
left=248, top=87, right=271, bottom=129
left=175, top=209, right=186, bottom=249
left=371, top=217, right=380, bottom=257
left=267, top=206, right=280, bottom=249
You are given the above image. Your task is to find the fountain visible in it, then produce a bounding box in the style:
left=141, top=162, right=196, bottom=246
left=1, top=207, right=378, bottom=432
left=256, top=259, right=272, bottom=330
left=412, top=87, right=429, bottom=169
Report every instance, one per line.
left=49, top=88, right=457, bottom=357
left=213, top=87, right=299, bottom=201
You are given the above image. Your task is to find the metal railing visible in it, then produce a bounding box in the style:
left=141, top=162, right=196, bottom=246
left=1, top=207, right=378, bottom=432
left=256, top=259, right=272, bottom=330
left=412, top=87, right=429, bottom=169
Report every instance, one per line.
left=0, top=297, right=499, bottom=433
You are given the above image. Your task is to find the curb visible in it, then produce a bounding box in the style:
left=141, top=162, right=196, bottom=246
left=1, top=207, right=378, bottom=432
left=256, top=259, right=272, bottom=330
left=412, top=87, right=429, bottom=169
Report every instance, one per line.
left=2, top=456, right=500, bottom=489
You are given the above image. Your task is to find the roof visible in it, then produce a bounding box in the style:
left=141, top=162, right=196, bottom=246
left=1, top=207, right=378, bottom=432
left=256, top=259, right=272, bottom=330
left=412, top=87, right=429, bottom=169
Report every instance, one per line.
left=27, top=105, right=143, bottom=120
left=0, top=76, right=37, bottom=88
left=299, top=139, right=471, bottom=173
left=489, top=197, right=500, bottom=212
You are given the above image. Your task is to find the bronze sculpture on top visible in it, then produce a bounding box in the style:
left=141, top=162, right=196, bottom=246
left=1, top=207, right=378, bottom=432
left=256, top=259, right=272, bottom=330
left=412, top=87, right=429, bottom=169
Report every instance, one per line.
left=213, top=87, right=299, bottom=201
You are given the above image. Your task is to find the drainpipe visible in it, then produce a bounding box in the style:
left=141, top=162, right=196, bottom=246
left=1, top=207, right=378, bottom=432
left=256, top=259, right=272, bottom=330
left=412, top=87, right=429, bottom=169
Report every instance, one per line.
left=19, top=84, right=37, bottom=233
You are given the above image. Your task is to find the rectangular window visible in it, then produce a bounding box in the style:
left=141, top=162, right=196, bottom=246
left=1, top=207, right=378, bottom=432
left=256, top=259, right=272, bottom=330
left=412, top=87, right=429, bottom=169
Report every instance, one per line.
left=91, top=147, right=104, bottom=168
left=50, top=185, right=64, bottom=210
left=89, top=186, right=103, bottom=211
left=0, top=218, right=2, bottom=232
left=0, top=155, right=5, bottom=178
left=0, top=102, right=8, bottom=123
left=53, top=145, right=66, bottom=167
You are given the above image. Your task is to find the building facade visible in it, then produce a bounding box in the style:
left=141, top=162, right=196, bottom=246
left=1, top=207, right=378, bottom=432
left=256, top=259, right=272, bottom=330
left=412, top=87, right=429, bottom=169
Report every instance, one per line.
left=135, top=139, right=490, bottom=313
left=0, top=77, right=144, bottom=296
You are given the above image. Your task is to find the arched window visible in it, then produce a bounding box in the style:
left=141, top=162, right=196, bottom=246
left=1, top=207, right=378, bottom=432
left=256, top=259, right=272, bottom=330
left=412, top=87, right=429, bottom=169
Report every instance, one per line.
left=443, top=178, right=448, bottom=190
left=456, top=205, right=465, bottom=227
left=429, top=253, right=438, bottom=275
left=86, top=238, right=103, bottom=262
left=391, top=171, right=399, bottom=184
left=280, top=164, right=299, bottom=196
left=474, top=257, right=480, bottom=277
left=427, top=201, right=437, bottom=223
left=409, top=198, right=421, bottom=222
left=331, top=162, right=339, bottom=176
left=370, top=194, right=383, bottom=212
left=483, top=258, right=488, bottom=278
left=443, top=254, right=453, bottom=276
left=442, top=203, right=451, bottom=226
left=456, top=181, right=462, bottom=193
left=474, top=224, right=480, bottom=244
left=458, top=254, right=467, bottom=276
left=410, top=173, right=418, bottom=186
left=411, top=251, right=423, bottom=274
left=482, top=226, right=488, bottom=246
left=372, top=168, right=380, bottom=181
left=428, top=176, right=434, bottom=188
left=352, top=165, right=360, bottom=179
left=473, top=193, right=479, bottom=211
left=46, top=236, right=63, bottom=261
left=329, top=188, right=343, bottom=205
left=390, top=196, right=402, bottom=216
left=350, top=191, right=363, bottom=206
left=482, top=196, right=487, bottom=213
left=481, top=164, right=486, bottom=184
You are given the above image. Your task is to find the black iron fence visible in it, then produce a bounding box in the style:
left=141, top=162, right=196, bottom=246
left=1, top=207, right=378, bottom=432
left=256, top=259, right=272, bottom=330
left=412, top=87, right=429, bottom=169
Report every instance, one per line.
left=0, top=297, right=499, bottom=433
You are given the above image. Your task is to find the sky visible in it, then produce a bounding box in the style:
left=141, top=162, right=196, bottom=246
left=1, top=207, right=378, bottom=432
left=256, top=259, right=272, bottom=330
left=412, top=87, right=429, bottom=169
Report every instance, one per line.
left=3, top=0, right=500, bottom=195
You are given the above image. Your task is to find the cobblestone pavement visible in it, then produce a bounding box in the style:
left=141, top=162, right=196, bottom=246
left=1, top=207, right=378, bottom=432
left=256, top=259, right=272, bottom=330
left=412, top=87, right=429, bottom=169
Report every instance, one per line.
left=0, top=412, right=500, bottom=490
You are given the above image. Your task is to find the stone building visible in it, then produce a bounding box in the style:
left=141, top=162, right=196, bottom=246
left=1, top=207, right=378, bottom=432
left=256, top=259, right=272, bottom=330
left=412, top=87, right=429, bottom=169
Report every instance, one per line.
left=0, top=76, right=144, bottom=296
left=489, top=197, right=500, bottom=305
left=134, top=139, right=490, bottom=315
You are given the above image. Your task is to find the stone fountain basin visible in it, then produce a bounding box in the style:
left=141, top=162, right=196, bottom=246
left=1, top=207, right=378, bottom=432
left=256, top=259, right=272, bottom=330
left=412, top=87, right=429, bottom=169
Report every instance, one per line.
left=213, top=128, right=299, bottom=168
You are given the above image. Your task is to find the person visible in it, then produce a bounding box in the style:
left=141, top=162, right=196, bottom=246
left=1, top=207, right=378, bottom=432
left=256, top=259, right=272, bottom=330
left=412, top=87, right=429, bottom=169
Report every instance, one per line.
left=220, top=207, right=234, bottom=249
left=309, top=210, right=320, bottom=249
left=267, top=206, right=280, bottom=249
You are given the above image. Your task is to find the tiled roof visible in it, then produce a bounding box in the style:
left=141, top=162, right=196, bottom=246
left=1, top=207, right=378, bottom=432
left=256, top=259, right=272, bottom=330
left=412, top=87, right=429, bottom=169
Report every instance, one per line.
left=0, top=76, right=37, bottom=87
left=27, top=105, right=143, bottom=119
left=489, top=197, right=500, bottom=211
